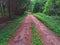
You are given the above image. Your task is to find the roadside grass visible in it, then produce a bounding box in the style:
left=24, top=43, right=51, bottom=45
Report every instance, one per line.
left=31, top=23, right=43, bottom=45
left=0, top=15, right=27, bottom=45
left=33, top=13, right=60, bottom=37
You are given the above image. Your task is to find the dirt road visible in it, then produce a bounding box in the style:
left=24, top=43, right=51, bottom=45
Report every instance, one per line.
left=8, top=14, right=60, bottom=45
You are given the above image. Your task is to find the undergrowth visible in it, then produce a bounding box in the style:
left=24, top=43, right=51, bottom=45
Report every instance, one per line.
left=31, top=23, right=43, bottom=45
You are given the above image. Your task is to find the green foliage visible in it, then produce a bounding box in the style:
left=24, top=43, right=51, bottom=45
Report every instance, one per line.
left=43, top=0, right=60, bottom=16
left=56, top=0, right=60, bottom=6
left=31, top=23, right=43, bottom=45
left=33, top=13, right=60, bottom=37
left=32, top=0, right=46, bottom=13
left=33, top=3, right=40, bottom=13
left=31, top=0, right=60, bottom=16
left=43, top=0, right=52, bottom=13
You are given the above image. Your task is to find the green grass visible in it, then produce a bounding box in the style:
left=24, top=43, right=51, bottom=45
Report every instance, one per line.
left=31, top=23, right=43, bottom=45
left=33, top=13, right=60, bottom=37
left=0, top=15, right=27, bottom=45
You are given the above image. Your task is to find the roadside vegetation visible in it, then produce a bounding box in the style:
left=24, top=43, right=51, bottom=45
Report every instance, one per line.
left=31, top=23, right=43, bottom=45
left=31, top=0, right=60, bottom=37
left=33, top=13, right=60, bottom=37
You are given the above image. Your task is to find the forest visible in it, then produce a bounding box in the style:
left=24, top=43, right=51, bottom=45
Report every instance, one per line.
left=0, top=0, right=60, bottom=45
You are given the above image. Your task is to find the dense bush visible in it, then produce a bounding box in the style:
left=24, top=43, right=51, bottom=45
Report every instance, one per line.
left=31, top=0, right=60, bottom=16
left=43, top=0, right=60, bottom=16
left=33, top=3, right=40, bottom=13
left=32, top=0, right=46, bottom=13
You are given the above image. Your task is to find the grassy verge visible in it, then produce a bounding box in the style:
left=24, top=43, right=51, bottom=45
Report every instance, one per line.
left=33, top=13, right=60, bottom=37
left=31, top=23, right=43, bottom=45
left=0, top=15, right=27, bottom=45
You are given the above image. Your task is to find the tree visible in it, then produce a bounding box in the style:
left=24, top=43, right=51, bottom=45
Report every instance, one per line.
left=7, top=0, right=31, bottom=17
